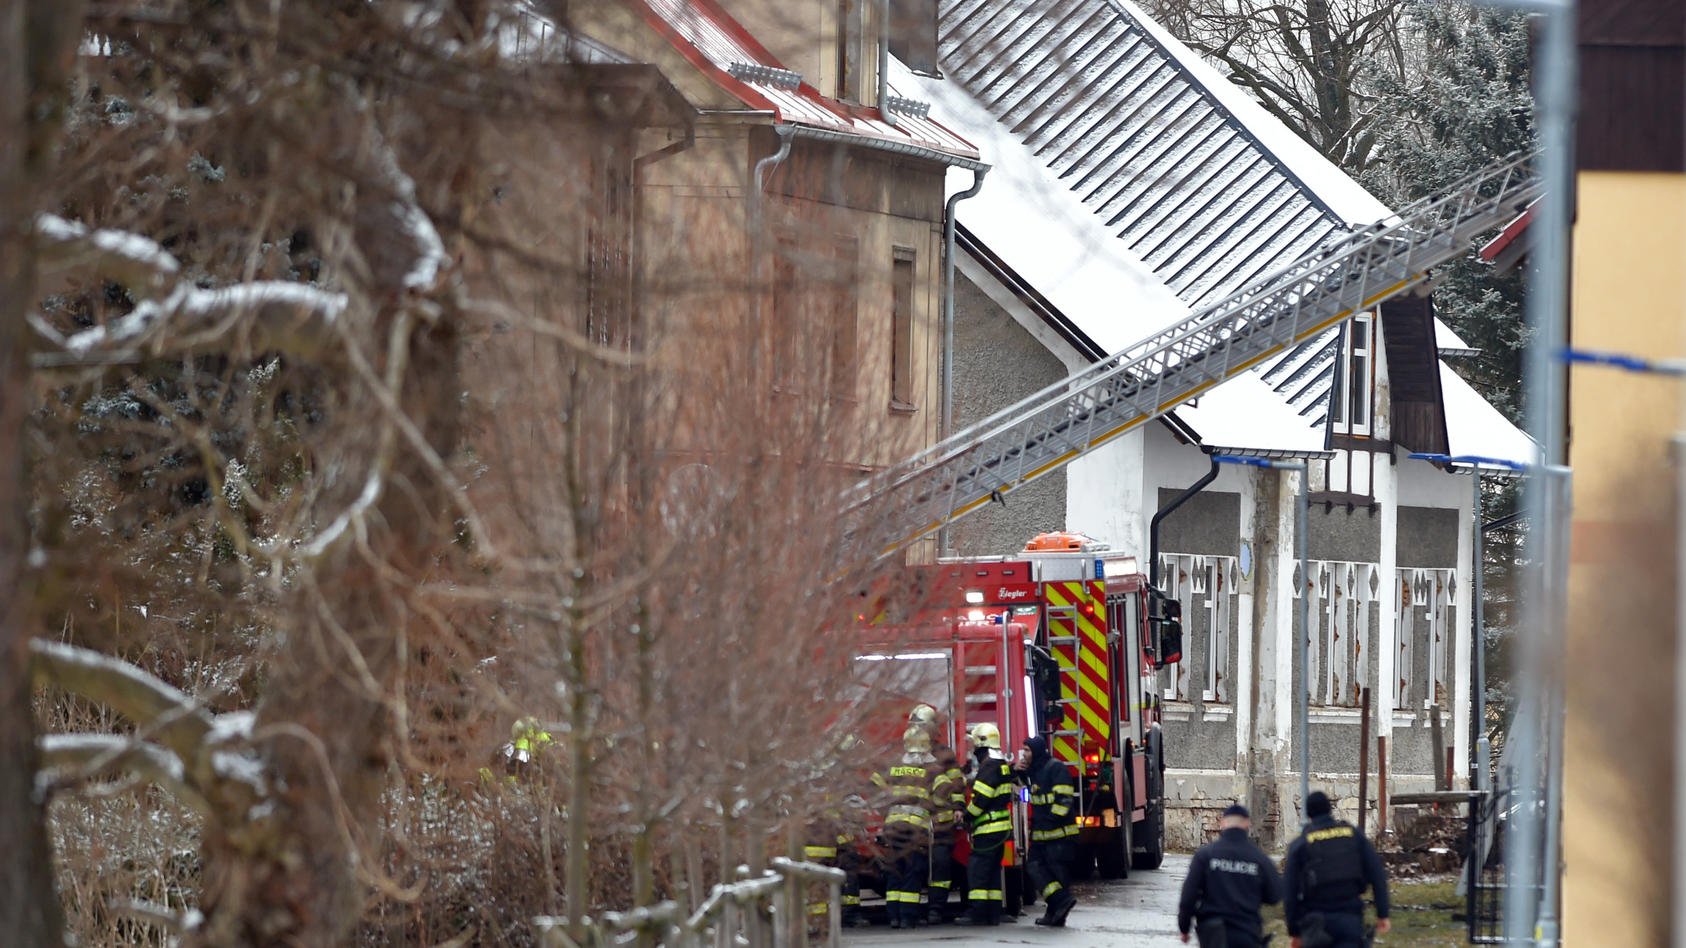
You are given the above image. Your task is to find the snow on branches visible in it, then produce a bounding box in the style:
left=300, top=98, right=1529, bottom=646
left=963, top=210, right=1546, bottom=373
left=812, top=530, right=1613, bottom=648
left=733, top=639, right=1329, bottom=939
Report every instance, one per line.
left=29, top=641, right=270, bottom=814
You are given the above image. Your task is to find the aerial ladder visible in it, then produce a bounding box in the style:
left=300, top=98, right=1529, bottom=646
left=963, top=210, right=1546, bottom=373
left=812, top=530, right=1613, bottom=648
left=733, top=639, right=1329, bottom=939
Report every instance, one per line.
left=839, top=152, right=1543, bottom=559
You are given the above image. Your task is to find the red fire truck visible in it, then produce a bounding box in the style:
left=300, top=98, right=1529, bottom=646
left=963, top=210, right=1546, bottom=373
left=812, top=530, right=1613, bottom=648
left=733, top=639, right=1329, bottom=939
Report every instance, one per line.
left=853, top=532, right=1178, bottom=886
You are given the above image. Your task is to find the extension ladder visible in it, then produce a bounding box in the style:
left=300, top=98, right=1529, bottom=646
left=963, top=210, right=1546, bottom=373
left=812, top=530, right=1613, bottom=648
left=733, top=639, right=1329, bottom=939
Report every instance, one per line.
left=840, top=152, right=1542, bottom=559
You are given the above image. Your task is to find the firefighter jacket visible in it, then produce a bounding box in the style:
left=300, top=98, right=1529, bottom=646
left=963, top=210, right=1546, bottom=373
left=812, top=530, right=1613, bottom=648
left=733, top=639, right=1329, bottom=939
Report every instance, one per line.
left=966, top=750, right=1015, bottom=846
left=1283, top=815, right=1391, bottom=935
left=872, top=751, right=938, bottom=848
left=477, top=722, right=553, bottom=787
left=1177, top=826, right=1282, bottom=941
left=1023, top=754, right=1077, bottom=843
left=930, top=742, right=966, bottom=839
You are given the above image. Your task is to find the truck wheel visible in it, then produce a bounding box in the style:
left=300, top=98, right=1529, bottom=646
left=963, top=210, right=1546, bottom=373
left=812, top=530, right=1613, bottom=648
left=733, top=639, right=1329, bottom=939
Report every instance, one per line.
left=1131, top=730, right=1166, bottom=871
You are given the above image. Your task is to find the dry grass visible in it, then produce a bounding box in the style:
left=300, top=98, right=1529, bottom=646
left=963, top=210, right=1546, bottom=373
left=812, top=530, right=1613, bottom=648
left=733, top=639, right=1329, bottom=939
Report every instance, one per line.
left=1261, top=879, right=1467, bottom=947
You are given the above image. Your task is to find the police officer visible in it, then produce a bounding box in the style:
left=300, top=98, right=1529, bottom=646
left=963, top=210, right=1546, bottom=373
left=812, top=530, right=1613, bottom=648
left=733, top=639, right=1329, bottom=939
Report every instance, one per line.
left=961, top=722, right=1014, bottom=926
left=872, top=726, right=939, bottom=929
left=1284, top=791, right=1391, bottom=948
left=907, top=704, right=965, bottom=923
left=1177, top=803, right=1282, bottom=947
left=1017, top=736, right=1077, bottom=927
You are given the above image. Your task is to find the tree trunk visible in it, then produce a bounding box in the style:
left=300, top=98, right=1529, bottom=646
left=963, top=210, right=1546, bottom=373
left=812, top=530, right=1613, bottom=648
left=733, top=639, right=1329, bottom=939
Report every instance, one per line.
left=0, top=2, right=81, bottom=943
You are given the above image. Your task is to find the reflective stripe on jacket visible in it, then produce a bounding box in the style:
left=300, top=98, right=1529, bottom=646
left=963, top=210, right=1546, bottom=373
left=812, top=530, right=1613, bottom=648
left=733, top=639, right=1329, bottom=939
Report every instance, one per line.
left=967, top=754, right=1015, bottom=838
left=1026, top=757, right=1077, bottom=842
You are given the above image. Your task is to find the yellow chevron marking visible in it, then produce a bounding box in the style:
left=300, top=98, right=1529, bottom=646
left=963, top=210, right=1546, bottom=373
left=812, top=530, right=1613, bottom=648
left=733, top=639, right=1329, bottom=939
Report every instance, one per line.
left=1079, top=702, right=1110, bottom=741
left=1053, top=736, right=1077, bottom=762
left=1078, top=673, right=1108, bottom=707
left=1045, top=584, right=1072, bottom=607
left=1079, top=647, right=1108, bottom=683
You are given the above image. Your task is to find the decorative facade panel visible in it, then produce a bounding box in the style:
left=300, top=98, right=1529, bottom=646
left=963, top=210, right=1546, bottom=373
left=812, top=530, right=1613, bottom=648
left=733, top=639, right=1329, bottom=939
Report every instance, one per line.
left=1158, top=553, right=1237, bottom=704
left=1294, top=559, right=1378, bottom=707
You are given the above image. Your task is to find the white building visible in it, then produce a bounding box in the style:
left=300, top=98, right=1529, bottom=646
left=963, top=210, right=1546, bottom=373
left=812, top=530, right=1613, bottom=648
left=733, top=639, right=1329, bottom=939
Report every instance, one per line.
left=903, top=0, right=1534, bottom=845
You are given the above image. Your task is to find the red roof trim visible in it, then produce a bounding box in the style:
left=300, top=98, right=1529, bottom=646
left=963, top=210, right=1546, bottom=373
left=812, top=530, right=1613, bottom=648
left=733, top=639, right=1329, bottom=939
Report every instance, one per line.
left=622, top=0, right=779, bottom=116
left=1479, top=199, right=1538, bottom=262
left=624, top=0, right=978, bottom=160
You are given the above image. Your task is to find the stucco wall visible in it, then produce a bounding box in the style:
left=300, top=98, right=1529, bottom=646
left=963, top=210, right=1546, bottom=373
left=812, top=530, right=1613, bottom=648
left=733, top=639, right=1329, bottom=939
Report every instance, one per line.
left=945, top=271, right=1069, bottom=554
left=1562, top=171, right=1686, bottom=948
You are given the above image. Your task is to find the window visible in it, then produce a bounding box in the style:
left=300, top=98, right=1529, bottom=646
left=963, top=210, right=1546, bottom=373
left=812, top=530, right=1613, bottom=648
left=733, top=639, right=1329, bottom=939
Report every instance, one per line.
left=1396, top=567, right=1456, bottom=711
left=771, top=250, right=800, bottom=387
left=1298, top=560, right=1378, bottom=708
left=1156, top=554, right=1236, bottom=704
left=1331, top=313, right=1374, bottom=434
left=828, top=240, right=859, bottom=400
left=890, top=250, right=915, bottom=409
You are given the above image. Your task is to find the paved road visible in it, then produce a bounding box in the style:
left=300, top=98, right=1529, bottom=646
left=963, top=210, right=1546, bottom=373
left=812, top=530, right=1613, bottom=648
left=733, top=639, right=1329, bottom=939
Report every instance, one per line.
left=844, top=854, right=1193, bottom=947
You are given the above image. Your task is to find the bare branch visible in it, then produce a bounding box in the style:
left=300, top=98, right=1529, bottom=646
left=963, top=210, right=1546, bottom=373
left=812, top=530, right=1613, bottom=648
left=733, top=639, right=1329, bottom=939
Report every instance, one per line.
left=28, top=640, right=214, bottom=763
left=36, top=734, right=212, bottom=816
left=33, top=281, right=352, bottom=369
left=34, top=213, right=180, bottom=293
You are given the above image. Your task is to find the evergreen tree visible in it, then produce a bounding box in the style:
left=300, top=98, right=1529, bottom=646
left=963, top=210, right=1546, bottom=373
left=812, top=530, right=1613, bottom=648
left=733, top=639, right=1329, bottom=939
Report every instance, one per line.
left=1358, top=1, right=1536, bottom=744
left=1361, top=0, right=1535, bottom=424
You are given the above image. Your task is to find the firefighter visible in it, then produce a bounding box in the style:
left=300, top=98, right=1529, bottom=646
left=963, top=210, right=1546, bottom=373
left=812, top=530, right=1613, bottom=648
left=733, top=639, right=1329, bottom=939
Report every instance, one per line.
left=961, top=721, right=1014, bottom=927
left=478, top=716, right=553, bottom=787
left=805, top=734, right=866, bottom=928
left=1017, top=736, right=1077, bottom=927
left=872, top=726, right=938, bottom=929
left=909, top=703, right=966, bottom=923
left=1284, top=791, right=1391, bottom=948
left=1177, top=803, right=1282, bottom=947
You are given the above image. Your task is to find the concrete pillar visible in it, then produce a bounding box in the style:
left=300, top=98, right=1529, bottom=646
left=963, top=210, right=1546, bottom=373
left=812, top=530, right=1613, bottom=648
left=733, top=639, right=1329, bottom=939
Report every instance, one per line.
left=1452, top=471, right=1474, bottom=783
left=1235, top=467, right=1258, bottom=799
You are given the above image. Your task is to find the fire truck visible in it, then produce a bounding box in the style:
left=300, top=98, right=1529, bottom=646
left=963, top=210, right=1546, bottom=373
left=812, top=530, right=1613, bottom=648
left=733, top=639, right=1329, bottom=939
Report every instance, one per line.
left=853, top=532, right=1181, bottom=887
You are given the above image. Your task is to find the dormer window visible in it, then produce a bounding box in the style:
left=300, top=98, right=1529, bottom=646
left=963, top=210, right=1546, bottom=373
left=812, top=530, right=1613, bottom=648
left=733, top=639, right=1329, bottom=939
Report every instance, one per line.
left=1331, top=313, right=1374, bottom=436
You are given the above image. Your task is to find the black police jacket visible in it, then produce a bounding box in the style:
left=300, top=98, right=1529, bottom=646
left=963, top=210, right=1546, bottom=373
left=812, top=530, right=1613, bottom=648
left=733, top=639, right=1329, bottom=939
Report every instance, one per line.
left=1283, top=815, right=1391, bottom=935
left=1022, top=756, right=1077, bottom=841
left=1177, top=826, right=1283, bottom=940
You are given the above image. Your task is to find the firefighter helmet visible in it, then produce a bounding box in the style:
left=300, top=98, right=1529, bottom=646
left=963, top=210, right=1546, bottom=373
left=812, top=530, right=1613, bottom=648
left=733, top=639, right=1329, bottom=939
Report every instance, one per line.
left=969, top=722, right=1002, bottom=750
left=908, top=703, right=938, bottom=728
left=512, top=717, right=541, bottom=741
left=903, top=726, right=932, bottom=754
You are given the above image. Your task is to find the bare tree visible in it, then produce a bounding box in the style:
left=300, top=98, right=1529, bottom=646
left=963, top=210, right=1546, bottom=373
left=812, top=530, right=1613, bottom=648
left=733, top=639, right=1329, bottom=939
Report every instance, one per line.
left=9, top=3, right=928, bottom=946
left=1143, top=0, right=1411, bottom=171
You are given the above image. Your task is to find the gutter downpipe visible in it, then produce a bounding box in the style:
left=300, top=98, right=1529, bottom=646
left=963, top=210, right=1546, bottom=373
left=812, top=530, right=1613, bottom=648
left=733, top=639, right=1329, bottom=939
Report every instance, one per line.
left=750, top=125, right=794, bottom=416
left=937, top=167, right=988, bottom=556
left=877, top=0, right=898, bottom=129
left=1149, top=452, right=1220, bottom=589
left=753, top=124, right=794, bottom=196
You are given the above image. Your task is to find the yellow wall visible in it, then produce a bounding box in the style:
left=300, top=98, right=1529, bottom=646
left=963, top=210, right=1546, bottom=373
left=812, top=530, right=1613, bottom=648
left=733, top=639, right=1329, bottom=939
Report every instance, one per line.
left=1563, top=171, right=1686, bottom=947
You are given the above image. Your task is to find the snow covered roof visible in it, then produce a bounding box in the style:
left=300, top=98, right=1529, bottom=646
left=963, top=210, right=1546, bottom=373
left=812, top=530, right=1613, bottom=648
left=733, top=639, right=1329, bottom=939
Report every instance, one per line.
left=1175, top=373, right=1333, bottom=457
left=1441, top=364, right=1539, bottom=468
left=918, top=0, right=1535, bottom=461
left=627, top=0, right=980, bottom=163
left=912, top=61, right=1190, bottom=354
left=935, top=0, right=1388, bottom=307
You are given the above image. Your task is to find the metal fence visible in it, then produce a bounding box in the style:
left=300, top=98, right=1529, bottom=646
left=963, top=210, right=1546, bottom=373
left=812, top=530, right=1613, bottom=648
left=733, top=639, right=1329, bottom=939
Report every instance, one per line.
left=1464, top=765, right=1548, bottom=944
left=535, top=858, right=845, bottom=948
